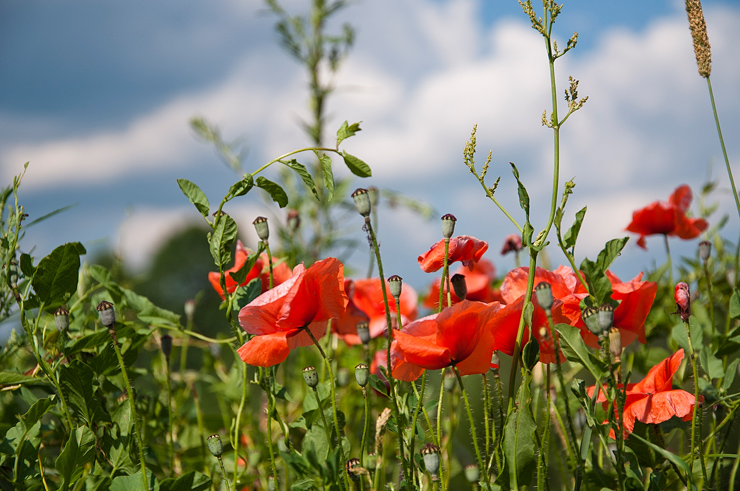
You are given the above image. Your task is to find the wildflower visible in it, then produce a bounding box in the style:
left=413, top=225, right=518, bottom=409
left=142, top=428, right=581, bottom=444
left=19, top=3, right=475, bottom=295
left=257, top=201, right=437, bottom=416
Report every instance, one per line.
left=626, top=185, right=708, bottom=250
left=391, top=300, right=502, bottom=381
left=588, top=349, right=699, bottom=438
left=423, top=258, right=501, bottom=309
left=208, top=241, right=291, bottom=299
left=236, top=257, right=348, bottom=367
left=418, top=236, right=488, bottom=273
left=500, top=234, right=523, bottom=255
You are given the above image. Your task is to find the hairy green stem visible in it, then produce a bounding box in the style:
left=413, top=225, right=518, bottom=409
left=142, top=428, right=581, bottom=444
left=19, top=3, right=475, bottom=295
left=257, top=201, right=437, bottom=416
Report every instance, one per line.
left=684, top=318, right=708, bottom=485
left=453, top=366, right=488, bottom=485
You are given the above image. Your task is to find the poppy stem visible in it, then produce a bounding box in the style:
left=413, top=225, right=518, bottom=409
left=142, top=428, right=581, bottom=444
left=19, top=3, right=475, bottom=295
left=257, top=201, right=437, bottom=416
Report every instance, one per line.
left=360, top=386, right=369, bottom=475
left=438, top=238, right=450, bottom=312
left=481, top=373, right=491, bottom=466
left=260, top=367, right=280, bottom=490
left=664, top=235, right=674, bottom=288
left=537, top=364, right=552, bottom=491
left=452, top=365, right=488, bottom=485
left=265, top=241, right=274, bottom=290
left=409, top=371, right=428, bottom=488
left=684, top=317, right=708, bottom=485
left=311, top=385, right=333, bottom=447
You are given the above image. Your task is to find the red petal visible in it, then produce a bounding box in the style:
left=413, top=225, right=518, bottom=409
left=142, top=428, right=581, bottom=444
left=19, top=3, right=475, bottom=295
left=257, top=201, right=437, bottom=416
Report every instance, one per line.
left=631, top=349, right=684, bottom=394
left=668, top=185, right=693, bottom=213
left=626, top=201, right=676, bottom=236
left=237, top=332, right=291, bottom=367
left=418, top=236, right=488, bottom=273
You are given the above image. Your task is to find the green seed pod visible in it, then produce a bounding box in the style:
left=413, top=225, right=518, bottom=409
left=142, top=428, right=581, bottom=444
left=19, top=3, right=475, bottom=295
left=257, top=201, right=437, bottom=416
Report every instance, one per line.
left=302, top=366, right=319, bottom=388
left=207, top=434, right=223, bottom=458
left=351, top=188, right=372, bottom=217
left=356, top=321, right=371, bottom=345
left=97, top=300, right=116, bottom=328
left=54, top=306, right=70, bottom=333
left=268, top=476, right=277, bottom=491
left=421, top=443, right=441, bottom=476
left=582, top=306, right=600, bottom=335
left=597, top=304, right=615, bottom=333
left=355, top=363, right=369, bottom=387
left=388, top=275, right=403, bottom=298
left=464, top=464, right=480, bottom=483
left=698, top=240, right=711, bottom=263
left=441, top=214, right=457, bottom=239
left=534, top=281, right=553, bottom=311
left=253, top=216, right=269, bottom=242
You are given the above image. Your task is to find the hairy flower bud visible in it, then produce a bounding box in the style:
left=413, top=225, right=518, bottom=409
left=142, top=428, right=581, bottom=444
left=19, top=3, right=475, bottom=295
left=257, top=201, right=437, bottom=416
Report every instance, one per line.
left=351, top=188, right=372, bottom=217
left=97, top=300, right=116, bottom=328
left=54, top=306, right=70, bottom=333
left=302, top=366, right=319, bottom=388
left=501, top=234, right=523, bottom=255
left=675, top=282, right=691, bottom=323
left=252, top=216, right=269, bottom=242
left=421, top=443, right=441, bottom=477
left=441, top=214, right=457, bottom=239
left=451, top=274, right=467, bottom=300
left=388, top=275, right=402, bottom=298
left=355, top=363, right=369, bottom=387
left=207, top=434, right=223, bottom=458
left=534, top=282, right=553, bottom=311
left=161, top=334, right=173, bottom=360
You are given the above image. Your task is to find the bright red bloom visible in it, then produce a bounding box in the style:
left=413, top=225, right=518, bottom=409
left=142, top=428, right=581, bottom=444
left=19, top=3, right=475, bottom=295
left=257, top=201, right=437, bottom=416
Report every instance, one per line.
left=418, top=236, right=488, bottom=273
left=334, top=278, right=418, bottom=345
left=588, top=349, right=699, bottom=438
left=423, top=258, right=502, bottom=310
left=209, top=241, right=292, bottom=299
left=626, top=185, right=708, bottom=250
left=237, top=257, right=348, bottom=367
left=391, top=300, right=502, bottom=381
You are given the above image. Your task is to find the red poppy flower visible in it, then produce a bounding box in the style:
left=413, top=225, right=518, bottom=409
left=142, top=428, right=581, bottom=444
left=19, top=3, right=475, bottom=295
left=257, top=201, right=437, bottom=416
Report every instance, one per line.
left=588, top=349, right=699, bottom=438
left=391, top=300, right=502, bottom=381
left=418, top=236, right=489, bottom=273
left=236, top=257, right=348, bottom=367
left=209, top=241, right=264, bottom=300
left=258, top=254, right=293, bottom=291
left=626, top=185, right=708, bottom=250
left=423, top=258, right=502, bottom=310
left=334, top=278, right=418, bottom=345
left=577, top=271, right=657, bottom=350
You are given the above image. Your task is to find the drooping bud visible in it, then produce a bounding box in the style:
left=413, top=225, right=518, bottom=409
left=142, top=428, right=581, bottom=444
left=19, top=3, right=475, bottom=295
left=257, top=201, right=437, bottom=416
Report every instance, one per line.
left=501, top=234, right=523, bottom=255
left=534, top=282, right=553, bottom=311
left=464, top=464, right=480, bottom=483
left=207, top=434, right=223, bottom=458
left=388, top=275, right=402, bottom=298
left=161, top=334, right=173, bottom=360
left=356, top=321, right=371, bottom=345
left=337, top=367, right=350, bottom=388
left=698, top=240, right=711, bottom=263
left=355, top=363, right=369, bottom=387
left=451, top=274, right=467, bottom=300
left=286, top=209, right=301, bottom=231
left=253, top=216, right=269, bottom=242
left=421, top=443, right=441, bottom=477
left=675, top=282, right=691, bottom=323
left=441, top=214, right=457, bottom=239
left=54, top=306, right=70, bottom=333
left=608, top=327, right=622, bottom=364
left=582, top=306, right=601, bottom=336
left=302, top=366, right=319, bottom=388
left=351, top=188, right=372, bottom=217
left=97, top=300, right=116, bottom=328
left=597, top=304, right=615, bottom=333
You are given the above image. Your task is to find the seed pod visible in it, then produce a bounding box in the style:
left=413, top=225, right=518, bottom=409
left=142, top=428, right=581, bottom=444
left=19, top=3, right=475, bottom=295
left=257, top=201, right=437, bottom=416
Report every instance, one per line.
left=161, top=334, right=173, bottom=360
left=302, top=366, right=319, bottom=388
left=582, top=306, right=601, bottom=335
left=356, top=321, right=371, bottom=345
left=534, top=282, right=553, bottom=311
left=608, top=327, right=622, bottom=364
left=207, top=434, right=223, bottom=458
left=441, top=214, right=457, bottom=239
left=54, top=306, right=70, bottom=333
left=388, top=275, right=402, bottom=298
left=597, top=304, right=615, bottom=333
left=346, top=458, right=362, bottom=482
left=464, top=464, right=480, bottom=483
left=421, top=443, right=441, bottom=476
left=355, top=363, right=369, bottom=387
left=253, top=216, right=269, bottom=242
left=698, top=240, right=711, bottom=263
left=351, top=188, right=372, bottom=217
left=97, top=300, right=116, bottom=328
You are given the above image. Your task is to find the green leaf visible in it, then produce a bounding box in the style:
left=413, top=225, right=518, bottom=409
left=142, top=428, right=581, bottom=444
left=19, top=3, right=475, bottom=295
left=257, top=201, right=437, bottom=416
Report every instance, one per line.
left=629, top=432, right=691, bottom=477
left=700, top=347, right=724, bottom=380
left=228, top=173, right=254, bottom=198
left=563, top=207, right=587, bottom=250
left=509, top=162, right=530, bottom=218
left=121, top=287, right=181, bottom=327
left=110, top=471, right=158, bottom=491
left=282, top=160, right=319, bottom=199
left=159, top=471, right=211, bottom=491
left=56, top=426, right=96, bottom=490
left=522, top=337, right=540, bottom=370
left=229, top=244, right=264, bottom=286
left=21, top=397, right=56, bottom=428
left=209, top=214, right=238, bottom=266
left=0, top=372, right=46, bottom=387
left=336, top=120, right=362, bottom=147
left=32, top=242, right=86, bottom=310
left=19, top=253, right=35, bottom=277
left=177, top=179, right=210, bottom=217
left=723, top=358, right=740, bottom=390
left=595, top=237, right=629, bottom=272
left=317, top=151, right=335, bottom=201
left=555, top=323, right=606, bottom=378
left=59, top=361, right=108, bottom=427
left=341, top=151, right=372, bottom=178
left=233, top=278, right=263, bottom=312
left=255, top=176, right=289, bottom=208
left=497, top=379, right=537, bottom=489
left=730, top=289, right=740, bottom=319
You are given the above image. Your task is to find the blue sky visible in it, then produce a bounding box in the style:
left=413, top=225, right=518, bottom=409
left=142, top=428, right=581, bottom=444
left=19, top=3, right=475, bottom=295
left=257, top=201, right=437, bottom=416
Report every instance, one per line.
left=1, top=0, right=739, bottom=296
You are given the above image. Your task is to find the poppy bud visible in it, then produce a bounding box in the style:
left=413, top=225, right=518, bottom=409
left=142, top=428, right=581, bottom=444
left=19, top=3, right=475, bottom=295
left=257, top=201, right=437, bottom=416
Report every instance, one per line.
left=698, top=240, right=711, bottom=263
left=184, top=299, right=196, bottom=321
left=597, top=304, right=614, bottom=333
left=302, top=366, right=319, bottom=388
left=501, top=234, right=523, bottom=255
left=464, top=464, right=480, bottom=483
left=337, top=367, right=350, bottom=388
left=287, top=209, right=301, bottom=231
left=161, top=334, right=173, bottom=360
left=582, top=306, right=601, bottom=335
left=253, top=216, right=269, bottom=242
left=608, top=327, right=622, bottom=364
left=534, top=282, right=553, bottom=311
left=54, top=306, right=70, bottom=333
left=441, top=214, right=457, bottom=239
left=421, top=443, right=441, bottom=476
left=355, top=363, right=369, bottom=387
left=351, top=188, right=372, bottom=217
left=356, top=321, right=371, bottom=345
left=451, top=274, right=467, bottom=300
left=346, top=458, right=362, bottom=482
left=388, top=275, right=403, bottom=298
left=97, top=300, right=116, bottom=328
left=675, top=282, right=691, bottom=323
left=207, top=434, right=223, bottom=458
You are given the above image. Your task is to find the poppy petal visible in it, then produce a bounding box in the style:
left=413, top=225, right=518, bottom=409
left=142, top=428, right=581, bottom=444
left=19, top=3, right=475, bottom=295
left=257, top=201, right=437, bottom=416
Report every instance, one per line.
left=237, top=332, right=291, bottom=367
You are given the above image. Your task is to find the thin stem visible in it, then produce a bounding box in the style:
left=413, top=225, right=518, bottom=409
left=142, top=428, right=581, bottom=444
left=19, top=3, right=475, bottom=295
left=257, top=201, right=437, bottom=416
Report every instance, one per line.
left=263, top=368, right=280, bottom=490
left=452, top=366, right=488, bottom=485
left=703, top=261, right=716, bottom=341
left=537, top=365, right=552, bottom=491
left=265, top=241, right=274, bottom=290
left=360, top=387, right=369, bottom=471
left=193, top=386, right=209, bottom=476
left=684, top=318, right=708, bottom=485
left=165, top=353, right=174, bottom=474
left=481, top=373, right=491, bottom=466
left=665, top=235, right=674, bottom=288
left=409, top=371, right=427, bottom=488
left=234, top=362, right=253, bottom=491
left=706, top=76, right=740, bottom=220
left=312, top=385, right=333, bottom=446
left=438, top=238, right=450, bottom=313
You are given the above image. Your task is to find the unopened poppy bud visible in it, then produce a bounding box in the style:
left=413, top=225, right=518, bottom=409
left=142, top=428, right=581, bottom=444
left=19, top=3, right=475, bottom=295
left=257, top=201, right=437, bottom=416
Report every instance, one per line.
left=337, top=367, right=350, bottom=387
left=451, top=274, right=467, bottom=300
left=597, top=304, right=614, bottom=333
left=184, top=299, right=195, bottom=321
left=444, top=369, right=456, bottom=392
left=464, top=464, right=480, bottom=483
left=534, top=282, right=553, bottom=311
left=388, top=275, right=402, bottom=298
left=356, top=321, right=371, bottom=345
left=355, top=363, right=369, bottom=387
left=207, top=434, right=223, bottom=457
left=346, top=458, right=362, bottom=482
left=501, top=234, right=523, bottom=255
left=582, top=306, right=600, bottom=335
left=421, top=443, right=441, bottom=476
left=97, top=300, right=116, bottom=328
left=287, top=209, right=301, bottom=231
left=161, top=334, right=173, bottom=360
left=302, top=366, right=319, bottom=388
left=698, top=240, right=711, bottom=263
left=441, top=214, right=457, bottom=239
left=253, top=216, right=269, bottom=242
left=608, top=327, right=622, bottom=363
left=268, top=476, right=277, bottom=491
left=54, top=306, right=70, bottom=333
left=675, top=282, right=691, bottom=323
left=351, top=188, right=372, bottom=217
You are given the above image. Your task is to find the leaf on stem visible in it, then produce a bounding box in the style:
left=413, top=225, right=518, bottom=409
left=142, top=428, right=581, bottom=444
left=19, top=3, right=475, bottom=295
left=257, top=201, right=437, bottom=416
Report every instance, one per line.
left=336, top=121, right=362, bottom=147
left=282, top=160, right=319, bottom=199
left=342, top=151, right=372, bottom=178
left=497, top=380, right=537, bottom=489
left=228, top=173, right=254, bottom=198
left=177, top=178, right=210, bottom=218
left=208, top=213, right=238, bottom=266
left=31, top=242, right=86, bottom=311
left=255, top=176, right=289, bottom=208
left=317, top=151, right=335, bottom=201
